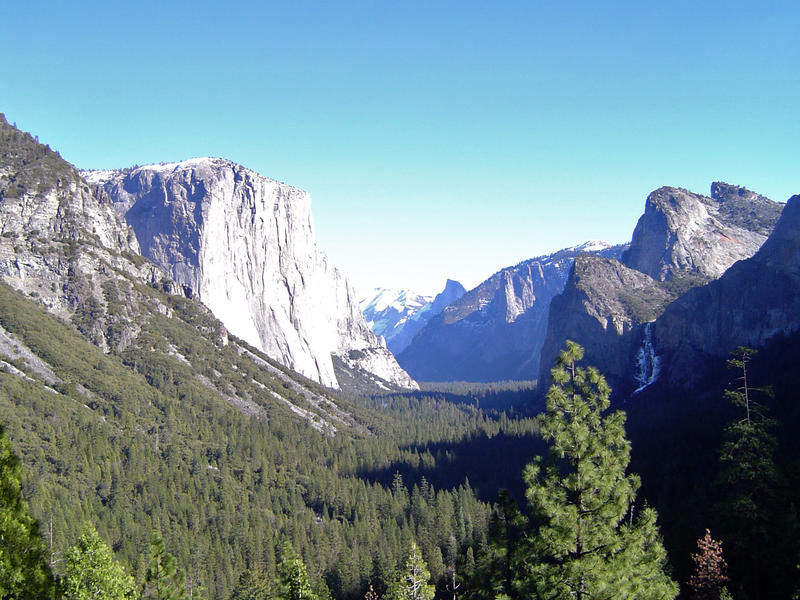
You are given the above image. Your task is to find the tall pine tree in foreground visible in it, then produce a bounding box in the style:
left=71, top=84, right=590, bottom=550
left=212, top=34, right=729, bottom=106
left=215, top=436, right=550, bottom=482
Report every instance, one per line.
left=715, top=346, right=795, bottom=599
left=521, top=341, right=677, bottom=600
left=0, top=422, right=55, bottom=599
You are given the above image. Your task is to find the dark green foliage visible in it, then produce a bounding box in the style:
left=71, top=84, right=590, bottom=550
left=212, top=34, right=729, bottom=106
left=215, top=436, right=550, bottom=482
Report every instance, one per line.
left=520, top=341, right=677, bottom=600
left=480, top=490, right=525, bottom=599
left=145, top=532, right=187, bottom=600
left=627, top=331, right=800, bottom=600
left=229, top=566, right=272, bottom=600
left=0, top=422, right=55, bottom=599
left=0, top=280, right=515, bottom=599
left=715, top=347, right=789, bottom=598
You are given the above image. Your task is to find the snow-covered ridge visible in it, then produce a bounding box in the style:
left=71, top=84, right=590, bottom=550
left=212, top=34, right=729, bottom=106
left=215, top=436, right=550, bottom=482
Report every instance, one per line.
left=360, top=280, right=466, bottom=355
left=571, top=240, right=613, bottom=253
left=82, top=157, right=290, bottom=187
left=80, top=169, right=123, bottom=185
left=360, top=288, right=432, bottom=316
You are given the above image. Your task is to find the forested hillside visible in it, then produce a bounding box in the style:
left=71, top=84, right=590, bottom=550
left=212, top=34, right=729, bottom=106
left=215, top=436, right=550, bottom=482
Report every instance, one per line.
left=0, top=278, right=545, bottom=598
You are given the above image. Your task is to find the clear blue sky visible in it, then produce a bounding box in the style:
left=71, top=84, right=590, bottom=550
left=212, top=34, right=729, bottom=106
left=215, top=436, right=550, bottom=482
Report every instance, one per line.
left=2, top=1, right=797, bottom=296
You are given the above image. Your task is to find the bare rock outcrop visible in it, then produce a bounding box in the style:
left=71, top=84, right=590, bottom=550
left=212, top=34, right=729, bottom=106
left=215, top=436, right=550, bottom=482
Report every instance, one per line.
left=538, top=183, right=783, bottom=394
left=654, top=194, right=800, bottom=386
left=85, top=159, right=416, bottom=390
left=397, top=242, right=625, bottom=382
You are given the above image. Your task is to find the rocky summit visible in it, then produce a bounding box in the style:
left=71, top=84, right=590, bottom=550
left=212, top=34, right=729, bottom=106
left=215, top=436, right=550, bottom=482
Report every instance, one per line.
left=84, top=159, right=416, bottom=391
left=622, top=184, right=782, bottom=283
left=538, top=182, right=784, bottom=394
left=654, top=193, right=800, bottom=386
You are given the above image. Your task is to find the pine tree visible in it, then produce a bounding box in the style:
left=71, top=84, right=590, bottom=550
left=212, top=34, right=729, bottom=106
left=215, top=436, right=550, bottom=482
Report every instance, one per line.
left=277, top=542, right=317, bottom=600
left=520, top=341, right=677, bottom=600
left=385, top=542, right=435, bottom=600
left=229, top=566, right=272, bottom=600
left=687, top=529, right=730, bottom=600
left=0, top=423, right=55, bottom=599
left=715, top=346, right=784, bottom=597
left=484, top=490, right=525, bottom=599
left=61, top=525, right=137, bottom=600
left=144, top=532, right=187, bottom=600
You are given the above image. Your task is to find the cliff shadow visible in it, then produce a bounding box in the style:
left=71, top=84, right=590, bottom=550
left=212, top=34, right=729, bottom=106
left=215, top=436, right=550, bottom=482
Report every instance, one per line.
left=351, top=429, right=548, bottom=504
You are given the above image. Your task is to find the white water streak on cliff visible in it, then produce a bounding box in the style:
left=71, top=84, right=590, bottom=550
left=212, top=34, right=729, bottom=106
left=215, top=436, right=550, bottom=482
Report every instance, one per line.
left=634, top=322, right=660, bottom=393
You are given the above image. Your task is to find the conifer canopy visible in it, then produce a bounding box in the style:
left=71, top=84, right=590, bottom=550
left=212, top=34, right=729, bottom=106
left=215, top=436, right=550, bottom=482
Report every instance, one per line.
left=521, top=341, right=678, bottom=600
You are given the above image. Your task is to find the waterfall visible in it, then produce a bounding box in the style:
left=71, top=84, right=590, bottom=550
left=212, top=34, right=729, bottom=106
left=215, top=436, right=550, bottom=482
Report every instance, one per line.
left=634, top=322, right=660, bottom=393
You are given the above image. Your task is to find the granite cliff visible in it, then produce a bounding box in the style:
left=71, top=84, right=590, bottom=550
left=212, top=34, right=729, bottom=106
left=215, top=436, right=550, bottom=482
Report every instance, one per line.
left=84, top=159, right=416, bottom=391
left=622, top=184, right=782, bottom=282
left=397, top=242, right=625, bottom=382
left=538, top=183, right=784, bottom=394
left=0, top=114, right=402, bottom=430
left=0, top=114, right=178, bottom=352
left=653, top=193, right=800, bottom=386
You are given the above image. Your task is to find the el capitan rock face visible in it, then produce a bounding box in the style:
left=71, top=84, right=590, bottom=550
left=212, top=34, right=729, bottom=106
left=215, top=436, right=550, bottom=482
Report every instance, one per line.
left=85, top=159, right=416, bottom=391
left=0, top=115, right=389, bottom=431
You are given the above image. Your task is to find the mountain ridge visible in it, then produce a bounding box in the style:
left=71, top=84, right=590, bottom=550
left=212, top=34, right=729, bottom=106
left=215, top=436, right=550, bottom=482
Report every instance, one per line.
left=397, top=241, right=626, bottom=382
left=360, top=278, right=466, bottom=355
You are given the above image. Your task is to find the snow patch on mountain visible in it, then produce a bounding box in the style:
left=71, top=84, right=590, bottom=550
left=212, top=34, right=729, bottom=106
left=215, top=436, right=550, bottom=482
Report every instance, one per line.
left=360, top=280, right=466, bottom=355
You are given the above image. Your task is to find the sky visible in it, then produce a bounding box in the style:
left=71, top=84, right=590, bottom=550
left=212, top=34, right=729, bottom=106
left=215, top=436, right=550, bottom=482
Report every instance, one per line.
left=1, top=1, right=798, bottom=296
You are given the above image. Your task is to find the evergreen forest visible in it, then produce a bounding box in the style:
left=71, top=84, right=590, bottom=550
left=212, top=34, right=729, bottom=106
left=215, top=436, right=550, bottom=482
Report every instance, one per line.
left=1, top=261, right=798, bottom=598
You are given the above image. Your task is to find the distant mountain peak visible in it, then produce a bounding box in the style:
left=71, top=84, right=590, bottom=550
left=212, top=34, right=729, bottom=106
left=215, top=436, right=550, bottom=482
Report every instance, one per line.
left=396, top=242, right=625, bottom=382
left=572, top=240, right=614, bottom=253
left=360, top=280, right=466, bottom=355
